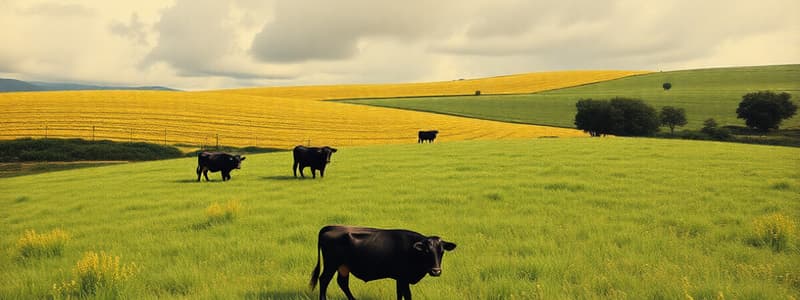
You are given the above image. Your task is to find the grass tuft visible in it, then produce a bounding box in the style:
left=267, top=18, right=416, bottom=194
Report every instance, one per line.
left=53, top=251, right=139, bottom=297
left=16, top=229, right=69, bottom=259
left=770, top=181, right=791, bottom=190
left=749, top=213, right=796, bottom=252
left=205, top=200, right=241, bottom=225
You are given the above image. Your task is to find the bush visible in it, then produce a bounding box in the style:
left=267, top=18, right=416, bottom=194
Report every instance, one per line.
left=662, top=82, right=672, bottom=90
left=475, top=90, right=481, bottom=96
left=206, top=200, right=241, bottom=224
left=750, top=214, right=796, bottom=252
left=736, top=91, right=797, bottom=132
left=701, top=118, right=731, bottom=140
left=575, top=98, right=659, bottom=136
left=53, top=251, right=139, bottom=297
left=17, top=229, right=69, bottom=259
left=0, top=138, right=183, bottom=162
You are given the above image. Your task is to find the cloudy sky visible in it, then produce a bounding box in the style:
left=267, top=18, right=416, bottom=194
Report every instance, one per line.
left=1, top=0, right=798, bottom=90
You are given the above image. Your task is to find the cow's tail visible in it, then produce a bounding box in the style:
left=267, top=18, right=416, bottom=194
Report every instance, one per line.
left=309, top=239, right=321, bottom=290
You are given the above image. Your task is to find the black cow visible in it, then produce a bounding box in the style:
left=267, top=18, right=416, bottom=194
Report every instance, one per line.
left=293, top=145, right=337, bottom=178
left=310, top=225, right=456, bottom=300
left=196, top=152, right=245, bottom=182
left=418, top=130, right=438, bottom=143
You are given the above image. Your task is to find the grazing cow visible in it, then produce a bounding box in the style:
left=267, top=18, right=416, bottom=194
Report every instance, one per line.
left=418, top=130, right=439, bottom=143
left=196, top=151, right=245, bottom=182
left=310, top=225, right=457, bottom=300
left=293, top=145, right=337, bottom=179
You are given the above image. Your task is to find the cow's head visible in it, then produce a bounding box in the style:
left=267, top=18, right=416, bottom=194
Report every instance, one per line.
left=318, top=146, right=337, bottom=164
left=413, top=236, right=456, bottom=277
left=231, top=155, right=246, bottom=169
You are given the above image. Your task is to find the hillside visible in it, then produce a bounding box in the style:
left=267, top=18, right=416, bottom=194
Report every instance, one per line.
left=0, top=78, right=177, bottom=92
left=348, top=65, right=800, bottom=130
left=1, top=138, right=797, bottom=299
left=0, top=70, right=645, bottom=148
left=220, top=70, right=648, bottom=100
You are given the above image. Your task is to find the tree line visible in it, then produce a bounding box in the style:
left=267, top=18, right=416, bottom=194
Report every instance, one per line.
left=574, top=90, right=797, bottom=138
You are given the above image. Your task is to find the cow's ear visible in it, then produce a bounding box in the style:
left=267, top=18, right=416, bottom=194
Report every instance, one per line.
left=413, top=241, right=426, bottom=252
left=442, top=241, right=456, bottom=251
left=240, top=156, right=246, bottom=161
left=330, top=148, right=338, bottom=153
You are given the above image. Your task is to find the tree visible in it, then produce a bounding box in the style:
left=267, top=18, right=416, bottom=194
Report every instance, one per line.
left=736, top=91, right=797, bottom=132
left=608, top=97, right=660, bottom=136
left=575, top=99, right=615, bottom=136
left=574, top=98, right=659, bottom=137
left=659, top=106, right=687, bottom=134
left=663, top=82, right=672, bottom=90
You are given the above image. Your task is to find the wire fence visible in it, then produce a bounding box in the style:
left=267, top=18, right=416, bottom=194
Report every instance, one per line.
left=0, top=124, right=406, bottom=149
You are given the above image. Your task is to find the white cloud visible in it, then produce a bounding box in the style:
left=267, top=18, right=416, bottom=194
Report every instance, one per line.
left=0, top=0, right=797, bottom=90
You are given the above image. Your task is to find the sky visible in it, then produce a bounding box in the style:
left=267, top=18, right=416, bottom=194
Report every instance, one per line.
left=1, top=0, right=798, bottom=91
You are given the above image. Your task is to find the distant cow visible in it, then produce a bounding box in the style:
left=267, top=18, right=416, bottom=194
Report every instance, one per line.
left=196, top=152, right=245, bottom=182
left=418, top=130, right=439, bottom=143
left=310, top=225, right=456, bottom=300
left=293, top=145, right=337, bottom=178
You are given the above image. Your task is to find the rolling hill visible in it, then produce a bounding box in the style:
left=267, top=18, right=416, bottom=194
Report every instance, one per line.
left=0, top=70, right=644, bottom=148
left=0, top=78, right=177, bottom=92
left=348, top=65, right=800, bottom=130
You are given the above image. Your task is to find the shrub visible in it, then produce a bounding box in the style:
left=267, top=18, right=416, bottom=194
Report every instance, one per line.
left=701, top=118, right=731, bottom=140
left=17, top=229, right=69, bottom=258
left=206, top=200, right=241, bottom=224
left=574, top=98, right=659, bottom=136
left=474, top=90, right=481, bottom=96
left=750, top=213, right=796, bottom=252
left=736, top=91, right=797, bottom=132
left=662, top=82, right=672, bottom=90
left=53, top=251, right=139, bottom=297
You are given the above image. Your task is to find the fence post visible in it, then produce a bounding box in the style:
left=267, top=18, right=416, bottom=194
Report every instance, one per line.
left=44, top=124, right=48, bottom=139
left=164, top=129, right=167, bottom=145
left=92, top=125, right=95, bottom=141
left=216, top=134, right=219, bottom=150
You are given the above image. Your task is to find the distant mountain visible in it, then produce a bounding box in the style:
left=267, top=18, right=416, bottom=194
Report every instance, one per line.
left=0, top=78, right=41, bottom=92
left=0, top=78, right=179, bottom=92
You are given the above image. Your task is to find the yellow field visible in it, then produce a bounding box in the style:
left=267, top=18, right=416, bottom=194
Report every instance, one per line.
left=0, top=70, right=646, bottom=149
left=222, top=70, right=648, bottom=100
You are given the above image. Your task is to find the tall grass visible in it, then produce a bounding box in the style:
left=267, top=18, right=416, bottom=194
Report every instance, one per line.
left=52, top=251, right=139, bottom=297
left=16, top=229, right=69, bottom=259
left=0, top=138, right=797, bottom=299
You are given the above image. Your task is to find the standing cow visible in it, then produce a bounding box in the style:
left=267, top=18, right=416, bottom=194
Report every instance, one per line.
left=310, top=225, right=456, bottom=300
left=196, top=151, right=245, bottom=182
left=418, top=130, right=439, bottom=143
left=293, top=145, right=337, bottom=178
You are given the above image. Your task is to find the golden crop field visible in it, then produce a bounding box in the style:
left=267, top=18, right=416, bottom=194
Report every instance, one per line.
left=0, top=70, right=646, bottom=149
left=221, top=70, right=648, bottom=100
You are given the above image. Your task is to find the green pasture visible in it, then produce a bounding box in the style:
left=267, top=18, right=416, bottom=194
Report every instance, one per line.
left=1, top=138, right=798, bottom=299
left=347, top=65, right=800, bottom=130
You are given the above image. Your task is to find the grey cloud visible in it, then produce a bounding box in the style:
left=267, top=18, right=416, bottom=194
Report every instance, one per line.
left=110, top=14, right=148, bottom=45
left=250, top=1, right=455, bottom=63
left=142, top=0, right=294, bottom=80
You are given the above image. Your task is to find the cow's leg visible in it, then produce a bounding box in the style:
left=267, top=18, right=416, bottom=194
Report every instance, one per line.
left=203, top=168, right=210, bottom=181
left=196, top=166, right=201, bottom=182
left=337, top=266, right=356, bottom=300
left=293, top=161, right=299, bottom=177
left=221, top=171, right=229, bottom=181
left=396, top=280, right=411, bottom=300
left=318, top=266, right=336, bottom=300
left=299, top=165, right=306, bottom=178
left=311, top=168, right=316, bottom=179
left=319, top=167, right=325, bottom=178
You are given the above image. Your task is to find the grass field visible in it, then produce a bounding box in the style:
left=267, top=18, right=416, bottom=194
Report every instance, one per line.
left=0, top=70, right=644, bottom=149
left=1, top=138, right=798, bottom=299
left=348, top=65, right=800, bottom=130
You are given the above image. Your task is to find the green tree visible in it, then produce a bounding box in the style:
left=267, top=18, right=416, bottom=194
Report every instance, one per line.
left=574, top=98, right=659, bottom=137
left=736, top=91, right=797, bottom=132
left=659, top=106, right=687, bottom=134
left=662, top=82, right=672, bottom=90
